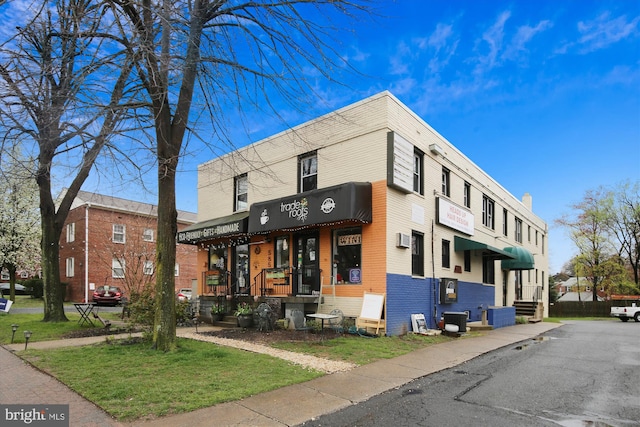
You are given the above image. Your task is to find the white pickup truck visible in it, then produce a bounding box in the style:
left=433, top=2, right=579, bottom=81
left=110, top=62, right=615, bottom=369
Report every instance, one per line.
left=610, top=302, right=640, bottom=322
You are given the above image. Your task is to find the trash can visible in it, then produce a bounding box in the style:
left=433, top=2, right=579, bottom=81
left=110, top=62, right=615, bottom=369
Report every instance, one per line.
left=443, top=311, right=467, bottom=333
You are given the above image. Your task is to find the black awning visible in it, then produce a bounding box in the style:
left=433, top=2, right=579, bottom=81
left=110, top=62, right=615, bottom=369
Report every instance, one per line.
left=177, top=212, right=249, bottom=244
left=248, top=182, right=372, bottom=233
left=454, top=236, right=517, bottom=260
left=501, top=246, right=535, bottom=270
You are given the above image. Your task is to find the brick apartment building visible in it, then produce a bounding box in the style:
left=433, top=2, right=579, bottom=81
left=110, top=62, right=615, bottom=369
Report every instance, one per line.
left=58, top=190, right=198, bottom=303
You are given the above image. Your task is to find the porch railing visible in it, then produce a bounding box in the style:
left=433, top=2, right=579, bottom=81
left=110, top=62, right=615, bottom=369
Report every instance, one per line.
left=252, top=268, right=294, bottom=297
left=521, top=285, right=543, bottom=302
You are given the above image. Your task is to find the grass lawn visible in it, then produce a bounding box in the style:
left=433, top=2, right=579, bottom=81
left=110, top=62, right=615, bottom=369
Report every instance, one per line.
left=0, top=299, right=479, bottom=422
left=21, top=338, right=322, bottom=421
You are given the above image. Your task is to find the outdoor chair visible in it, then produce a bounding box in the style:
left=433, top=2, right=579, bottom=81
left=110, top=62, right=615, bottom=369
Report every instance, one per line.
left=290, top=309, right=313, bottom=336
left=328, top=309, right=344, bottom=334
left=256, top=303, right=273, bottom=332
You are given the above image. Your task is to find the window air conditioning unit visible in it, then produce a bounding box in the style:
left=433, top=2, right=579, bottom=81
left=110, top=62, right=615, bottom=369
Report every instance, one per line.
left=429, top=143, right=444, bottom=156
left=396, top=233, right=411, bottom=248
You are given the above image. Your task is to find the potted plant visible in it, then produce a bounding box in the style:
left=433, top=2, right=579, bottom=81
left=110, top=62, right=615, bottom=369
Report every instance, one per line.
left=211, top=304, right=226, bottom=321
left=234, top=302, right=253, bottom=328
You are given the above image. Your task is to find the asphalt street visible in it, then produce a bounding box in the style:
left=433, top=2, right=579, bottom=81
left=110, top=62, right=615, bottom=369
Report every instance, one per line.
left=299, top=320, right=640, bottom=427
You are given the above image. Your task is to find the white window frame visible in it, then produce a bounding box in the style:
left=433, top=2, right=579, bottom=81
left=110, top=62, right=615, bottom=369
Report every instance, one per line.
left=482, top=195, right=495, bottom=230
left=142, top=228, right=154, bottom=242
left=66, top=258, right=74, bottom=277
left=113, top=224, right=126, bottom=244
left=66, top=222, right=75, bottom=243
left=235, top=174, right=248, bottom=211
left=515, top=217, right=523, bottom=243
left=463, top=181, right=471, bottom=208
left=174, top=263, right=180, bottom=277
left=1, top=270, right=9, bottom=281
left=299, top=153, right=318, bottom=193
left=143, top=260, right=154, bottom=275
left=112, top=258, right=125, bottom=279
left=413, top=150, right=424, bottom=195
left=441, top=167, right=450, bottom=197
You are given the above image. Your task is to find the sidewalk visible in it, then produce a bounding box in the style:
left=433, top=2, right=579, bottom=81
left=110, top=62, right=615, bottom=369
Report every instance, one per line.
left=1, top=322, right=562, bottom=427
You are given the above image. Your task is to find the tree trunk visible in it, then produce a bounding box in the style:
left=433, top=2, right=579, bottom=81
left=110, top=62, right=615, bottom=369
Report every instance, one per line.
left=41, top=206, right=68, bottom=322
left=152, top=131, right=179, bottom=351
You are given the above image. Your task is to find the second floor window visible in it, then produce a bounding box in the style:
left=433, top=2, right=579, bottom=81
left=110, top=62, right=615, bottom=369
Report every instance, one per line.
left=143, top=260, right=154, bottom=275
left=234, top=174, right=248, bottom=211
left=463, top=182, right=471, bottom=207
left=113, top=224, right=125, bottom=243
left=299, top=153, right=317, bottom=192
left=482, top=195, right=495, bottom=230
left=515, top=217, right=523, bottom=243
left=66, top=223, right=75, bottom=243
left=414, top=149, right=424, bottom=195
left=442, top=167, right=450, bottom=197
left=143, top=228, right=154, bottom=242
left=503, top=209, right=508, bottom=236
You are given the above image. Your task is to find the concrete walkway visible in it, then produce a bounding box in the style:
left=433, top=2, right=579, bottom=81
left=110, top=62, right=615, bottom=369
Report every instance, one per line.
left=1, top=322, right=562, bottom=427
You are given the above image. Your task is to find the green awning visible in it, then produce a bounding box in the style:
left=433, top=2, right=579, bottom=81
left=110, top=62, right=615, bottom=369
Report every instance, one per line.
left=454, top=236, right=516, bottom=260
left=501, top=246, right=535, bottom=270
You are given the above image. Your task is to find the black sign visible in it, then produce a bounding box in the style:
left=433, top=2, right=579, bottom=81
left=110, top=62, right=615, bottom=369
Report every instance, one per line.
left=249, top=182, right=372, bottom=233
left=177, top=213, right=249, bottom=244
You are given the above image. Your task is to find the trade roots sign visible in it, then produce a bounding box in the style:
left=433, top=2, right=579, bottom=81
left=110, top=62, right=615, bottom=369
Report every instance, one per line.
left=249, top=182, right=372, bottom=233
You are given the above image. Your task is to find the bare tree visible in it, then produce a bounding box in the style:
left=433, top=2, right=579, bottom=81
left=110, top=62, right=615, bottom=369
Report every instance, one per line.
left=607, top=180, right=640, bottom=287
left=0, top=0, right=137, bottom=320
left=109, top=0, right=373, bottom=350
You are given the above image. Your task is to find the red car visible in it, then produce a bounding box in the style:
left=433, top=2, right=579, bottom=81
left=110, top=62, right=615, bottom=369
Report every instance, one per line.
left=92, top=286, right=123, bottom=306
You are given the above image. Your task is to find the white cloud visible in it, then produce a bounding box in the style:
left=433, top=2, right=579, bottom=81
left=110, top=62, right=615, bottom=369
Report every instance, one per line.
left=576, top=12, right=640, bottom=53
left=503, top=20, right=553, bottom=61
left=474, top=10, right=511, bottom=73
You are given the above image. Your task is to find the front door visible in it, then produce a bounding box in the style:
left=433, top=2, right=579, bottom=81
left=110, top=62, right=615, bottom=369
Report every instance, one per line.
left=295, top=232, right=319, bottom=295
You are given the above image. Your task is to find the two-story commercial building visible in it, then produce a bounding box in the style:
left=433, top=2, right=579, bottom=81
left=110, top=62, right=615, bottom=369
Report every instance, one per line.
left=179, top=91, right=548, bottom=335
left=59, top=190, right=198, bottom=303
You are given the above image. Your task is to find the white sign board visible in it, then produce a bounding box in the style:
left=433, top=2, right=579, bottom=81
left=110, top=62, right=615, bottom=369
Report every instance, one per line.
left=437, top=197, right=474, bottom=235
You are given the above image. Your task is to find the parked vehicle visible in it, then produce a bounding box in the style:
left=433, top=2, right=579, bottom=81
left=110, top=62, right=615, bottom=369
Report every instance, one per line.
left=0, top=283, right=29, bottom=297
left=176, top=288, right=192, bottom=302
left=610, top=303, right=640, bottom=322
left=92, top=286, right=123, bottom=306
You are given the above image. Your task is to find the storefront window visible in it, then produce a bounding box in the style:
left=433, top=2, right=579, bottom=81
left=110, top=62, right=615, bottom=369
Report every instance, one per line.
left=275, top=236, right=290, bottom=268
left=333, top=227, right=362, bottom=284
left=234, top=244, right=250, bottom=294
left=207, top=246, right=227, bottom=293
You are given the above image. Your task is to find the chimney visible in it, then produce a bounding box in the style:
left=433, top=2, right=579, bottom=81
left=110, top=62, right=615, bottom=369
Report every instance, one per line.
left=522, top=193, right=532, bottom=210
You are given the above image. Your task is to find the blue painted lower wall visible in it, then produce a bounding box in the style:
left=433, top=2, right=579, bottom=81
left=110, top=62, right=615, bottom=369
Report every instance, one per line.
left=385, top=274, right=496, bottom=336
left=487, top=306, right=516, bottom=328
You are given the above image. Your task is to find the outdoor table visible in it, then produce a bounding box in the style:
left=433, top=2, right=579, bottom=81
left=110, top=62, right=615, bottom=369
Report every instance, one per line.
left=74, top=303, right=96, bottom=327
left=306, top=313, right=339, bottom=341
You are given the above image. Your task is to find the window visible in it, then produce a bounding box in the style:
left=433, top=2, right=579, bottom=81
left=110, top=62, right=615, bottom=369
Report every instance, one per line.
left=175, top=264, right=180, bottom=277
left=503, top=209, right=508, bottom=236
left=413, top=149, right=424, bottom=195
left=333, top=227, right=362, bottom=284
left=275, top=236, right=290, bottom=268
left=463, top=182, right=471, bottom=208
left=142, top=228, right=154, bottom=242
left=66, top=258, right=74, bottom=277
left=112, top=259, right=125, bottom=279
left=299, top=153, right=317, bottom=192
left=528, top=225, right=531, bottom=242
left=66, top=223, right=75, bottom=243
left=542, top=235, right=545, bottom=254
left=464, top=250, right=471, bottom=272
left=482, top=256, right=495, bottom=284
left=1, top=270, right=8, bottom=280
left=113, top=224, right=125, bottom=243
left=515, top=217, right=523, bottom=243
left=535, top=230, right=539, bottom=246
left=411, top=231, right=424, bottom=276
left=482, top=195, right=495, bottom=229
left=442, top=167, right=450, bottom=197
left=442, top=239, right=450, bottom=269
left=234, top=174, right=248, bottom=211
left=143, top=260, right=154, bottom=275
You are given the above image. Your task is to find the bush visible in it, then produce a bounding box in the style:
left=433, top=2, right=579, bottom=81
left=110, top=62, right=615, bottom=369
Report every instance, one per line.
left=21, top=278, right=44, bottom=298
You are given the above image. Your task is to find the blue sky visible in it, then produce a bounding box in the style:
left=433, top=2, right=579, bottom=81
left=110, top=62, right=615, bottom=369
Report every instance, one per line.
left=4, top=1, right=636, bottom=273
left=168, top=0, right=638, bottom=274
left=143, top=1, right=640, bottom=273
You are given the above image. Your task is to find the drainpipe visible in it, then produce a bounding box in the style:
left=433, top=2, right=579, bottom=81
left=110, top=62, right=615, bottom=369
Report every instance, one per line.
left=85, top=203, right=90, bottom=303
left=432, top=220, right=437, bottom=326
